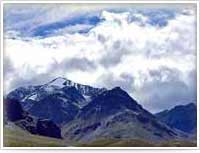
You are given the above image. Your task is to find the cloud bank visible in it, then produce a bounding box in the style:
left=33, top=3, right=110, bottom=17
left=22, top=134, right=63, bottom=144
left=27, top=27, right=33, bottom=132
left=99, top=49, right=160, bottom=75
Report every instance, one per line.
left=3, top=4, right=197, bottom=112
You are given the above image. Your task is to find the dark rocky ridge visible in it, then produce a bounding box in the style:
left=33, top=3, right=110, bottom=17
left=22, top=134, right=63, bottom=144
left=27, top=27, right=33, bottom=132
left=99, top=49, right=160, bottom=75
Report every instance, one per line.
left=5, top=98, right=62, bottom=138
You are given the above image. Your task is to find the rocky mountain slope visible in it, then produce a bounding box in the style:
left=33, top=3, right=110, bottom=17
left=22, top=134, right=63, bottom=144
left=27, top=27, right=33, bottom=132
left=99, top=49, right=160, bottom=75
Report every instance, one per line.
left=155, top=103, right=197, bottom=134
left=62, top=87, right=188, bottom=142
left=7, top=77, right=106, bottom=125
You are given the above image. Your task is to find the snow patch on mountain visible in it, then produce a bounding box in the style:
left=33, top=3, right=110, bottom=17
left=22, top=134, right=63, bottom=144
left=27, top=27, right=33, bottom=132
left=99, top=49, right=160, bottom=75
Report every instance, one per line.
left=28, top=94, right=37, bottom=101
left=47, top=77, right=67, bottom=88
left=83, top=95, right=92, bottom=102
left=43, top=85, right=57, bottom=93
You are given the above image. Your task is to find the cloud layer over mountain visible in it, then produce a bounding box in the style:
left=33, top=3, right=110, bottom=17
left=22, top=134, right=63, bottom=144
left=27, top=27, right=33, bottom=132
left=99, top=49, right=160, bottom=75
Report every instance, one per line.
left=3, top=3, right=197, bottom=112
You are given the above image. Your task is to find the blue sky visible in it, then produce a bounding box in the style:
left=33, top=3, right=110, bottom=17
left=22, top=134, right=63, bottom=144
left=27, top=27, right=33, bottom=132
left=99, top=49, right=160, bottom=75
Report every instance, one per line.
left=4, top=4, right=181, bottom=38
left=3, top=3, right=197, bottom=113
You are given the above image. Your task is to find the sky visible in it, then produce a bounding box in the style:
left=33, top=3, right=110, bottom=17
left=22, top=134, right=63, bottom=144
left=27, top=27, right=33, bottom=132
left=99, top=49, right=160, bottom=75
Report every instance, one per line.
left=3, top=3, right=197, bottom=113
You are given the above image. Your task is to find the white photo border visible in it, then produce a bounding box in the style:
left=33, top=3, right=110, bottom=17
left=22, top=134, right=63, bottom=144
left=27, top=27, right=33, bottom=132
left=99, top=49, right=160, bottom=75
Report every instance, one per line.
left=0, top=0, right=199, bottom=150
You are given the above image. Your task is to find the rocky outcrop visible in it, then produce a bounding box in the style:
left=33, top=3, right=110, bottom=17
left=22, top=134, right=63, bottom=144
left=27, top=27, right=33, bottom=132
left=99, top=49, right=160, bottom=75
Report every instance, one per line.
left=5, top=98, right=25, bottom=121
left=36, top=119, right=61, bottom=138
left=4, top=98, right=62, bottom=139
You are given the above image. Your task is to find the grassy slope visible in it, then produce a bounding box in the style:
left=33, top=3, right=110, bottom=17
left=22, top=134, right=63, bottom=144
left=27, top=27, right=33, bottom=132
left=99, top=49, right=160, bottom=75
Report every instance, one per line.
left=76, top=139, right=197, bottom=147
left=76, top=139, right=155, bottom=147
left=4, top=126, right=67, bottom=147
left=4, top=126, right=196, bottom=147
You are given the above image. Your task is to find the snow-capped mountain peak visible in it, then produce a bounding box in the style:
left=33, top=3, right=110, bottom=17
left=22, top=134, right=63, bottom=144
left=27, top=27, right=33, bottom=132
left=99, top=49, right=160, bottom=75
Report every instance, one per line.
left=43, top=77, right=106, bottom=96
left=45, top=77, right=68, bottom=88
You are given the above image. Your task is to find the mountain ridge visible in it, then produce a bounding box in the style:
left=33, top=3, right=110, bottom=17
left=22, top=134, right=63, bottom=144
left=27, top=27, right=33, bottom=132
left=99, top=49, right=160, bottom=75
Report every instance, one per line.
left=5, top=77, right=195, bottom=144
left=7, top=78, right=106, bottom=125
left=155, top=103, right=197, bottom=134
left=62, top=85, right=187, bottom=142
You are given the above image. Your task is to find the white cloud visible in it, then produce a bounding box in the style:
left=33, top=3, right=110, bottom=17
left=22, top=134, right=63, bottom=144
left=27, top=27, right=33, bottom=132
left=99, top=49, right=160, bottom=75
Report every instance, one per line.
left=4, top=8, right=196, bottom=112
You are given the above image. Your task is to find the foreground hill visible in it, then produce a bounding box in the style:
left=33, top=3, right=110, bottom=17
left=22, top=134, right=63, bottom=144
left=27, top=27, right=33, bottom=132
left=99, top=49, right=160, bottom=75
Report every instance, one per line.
left=4, top=124, right=66, bottom=147
left=76, top=139, right=196, bottom=147
left=4, top=126, right=196, bottom=147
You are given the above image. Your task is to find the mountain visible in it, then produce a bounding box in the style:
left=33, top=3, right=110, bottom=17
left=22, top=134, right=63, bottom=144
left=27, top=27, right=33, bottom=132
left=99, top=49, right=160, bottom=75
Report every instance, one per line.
left=6, top=78, right=192, bottom=144
left=62, top=87, right=187, bottom=143
left=7, top=77, right=106, bottom=125
left=155, top=103, right=197, bottom=134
